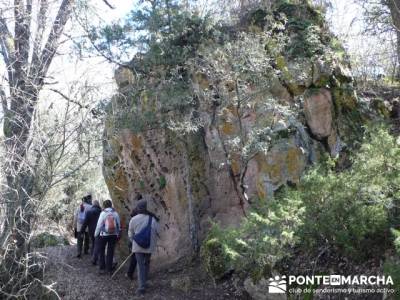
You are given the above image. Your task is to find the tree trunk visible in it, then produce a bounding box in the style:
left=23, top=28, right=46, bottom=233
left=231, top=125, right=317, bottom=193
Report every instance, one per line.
left=396, top=30, right=400, bottom=79
left=0, top=0, right=75, bottom=259
left=2, top=93, right=37, bottom=256
left=387, top=0, right=400, bottom=79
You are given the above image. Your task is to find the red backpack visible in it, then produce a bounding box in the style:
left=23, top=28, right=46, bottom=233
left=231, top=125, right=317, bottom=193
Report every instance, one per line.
left=104, top=212, right=117, bottom=234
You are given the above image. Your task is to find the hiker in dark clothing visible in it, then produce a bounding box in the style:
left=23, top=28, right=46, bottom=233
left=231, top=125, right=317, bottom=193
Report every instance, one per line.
left=81, top=199, right=102, bottom=262
left=73, top=194, right=92, bottom=258
left=128, top=199, right=159, bottom=295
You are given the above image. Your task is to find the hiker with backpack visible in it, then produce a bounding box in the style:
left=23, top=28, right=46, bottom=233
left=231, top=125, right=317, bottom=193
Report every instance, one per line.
left=73, top=194, right=92, bottom=258
left=81, top=199, right=102, bottom=263
left=128, top=198, right=160, bottom=296
left=94, top=199, right=121, bottom=275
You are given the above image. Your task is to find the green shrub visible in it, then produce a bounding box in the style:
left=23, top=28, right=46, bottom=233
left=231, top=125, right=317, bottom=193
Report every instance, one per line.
left=30, top=232, right=69, bottom=249
left=275, top=0, right=328, bottom=58
left=383, top=257, right=400, bottom=298
left=297, top=126, right=399, bottom=258
left=202, top=193, right=304, bottom=281
left=391, top=229, right=400, bottom=255
left=158, top=175, right=167, bottom=189
left=201, top=236, right=237, bottom=280
left=202, top=126, right=400, bottom=279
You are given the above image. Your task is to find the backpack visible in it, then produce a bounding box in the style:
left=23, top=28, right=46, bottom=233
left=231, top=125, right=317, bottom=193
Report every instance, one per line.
left=78, top=204, right=86, bottom=223
left=133, top=216, right=152, bottom=249
left=103, top=211, right=117, bottom=234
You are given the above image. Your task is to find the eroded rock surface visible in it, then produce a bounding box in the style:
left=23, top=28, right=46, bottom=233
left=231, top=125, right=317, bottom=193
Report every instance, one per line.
left=102, top=2, right=361, bottom=267
left=304, top=88, right=333, bottom=139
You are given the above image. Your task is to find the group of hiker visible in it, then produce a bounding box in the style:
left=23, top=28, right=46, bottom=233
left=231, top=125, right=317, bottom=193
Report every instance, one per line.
left=73, top=194, right=159, bottom=296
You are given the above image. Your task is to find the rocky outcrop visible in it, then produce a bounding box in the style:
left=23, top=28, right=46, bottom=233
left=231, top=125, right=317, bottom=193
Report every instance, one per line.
left=304, top=88, right=333, bottom=140
left=102, top=2, right=361, bottom=267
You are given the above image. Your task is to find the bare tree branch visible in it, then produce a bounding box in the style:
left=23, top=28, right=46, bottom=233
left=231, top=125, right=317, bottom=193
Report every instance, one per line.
left=0, top=15, right=15, bottom=85
left=0, top=15, right=14, bottom=57
left=30, top=0, right=48, bottom=76
left=102, top=0, right=115, bottom=9
left=49, top=88, right=89, bottom=109
left=38, top=0, right=75, bottom=85
left=14, top=0, right=31, bottom=72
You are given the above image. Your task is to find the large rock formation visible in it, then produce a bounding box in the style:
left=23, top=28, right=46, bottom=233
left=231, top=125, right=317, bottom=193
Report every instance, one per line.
left=102, top=1, right=360, bottom=267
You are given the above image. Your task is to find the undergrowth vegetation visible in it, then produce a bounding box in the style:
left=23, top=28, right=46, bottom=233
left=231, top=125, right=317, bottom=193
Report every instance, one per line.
left=202, top=126, right=400, bottom=280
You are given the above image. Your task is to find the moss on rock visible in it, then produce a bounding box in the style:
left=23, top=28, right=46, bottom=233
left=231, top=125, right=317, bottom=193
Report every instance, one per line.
left=102, top=0, right=366, bottom=272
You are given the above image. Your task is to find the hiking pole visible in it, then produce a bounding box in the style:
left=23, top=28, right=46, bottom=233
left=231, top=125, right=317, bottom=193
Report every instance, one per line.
left=111, top=252, right=134, bottom=279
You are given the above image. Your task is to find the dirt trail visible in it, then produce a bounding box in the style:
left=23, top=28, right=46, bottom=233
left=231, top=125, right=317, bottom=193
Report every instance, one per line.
left=44, top=245, right=238, bottom=300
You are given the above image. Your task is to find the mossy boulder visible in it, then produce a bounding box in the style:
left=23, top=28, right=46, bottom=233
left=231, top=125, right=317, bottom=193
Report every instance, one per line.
left=102, top=0, right=364, bottom=269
